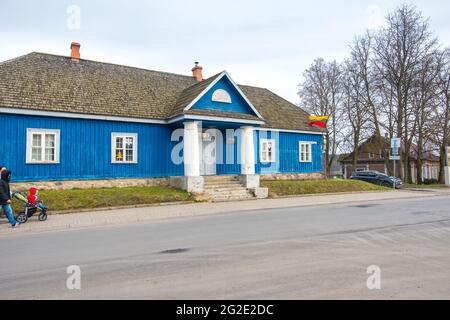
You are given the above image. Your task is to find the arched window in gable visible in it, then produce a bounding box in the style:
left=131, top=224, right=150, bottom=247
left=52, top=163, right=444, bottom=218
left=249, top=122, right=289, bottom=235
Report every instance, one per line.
left=211, top=89, right=232, bottom=103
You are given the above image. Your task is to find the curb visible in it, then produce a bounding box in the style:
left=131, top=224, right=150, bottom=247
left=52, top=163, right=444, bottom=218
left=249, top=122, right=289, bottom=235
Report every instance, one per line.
left=268, top=189, right=395, bottom=199
left=47, top=200, right=196, bottom=215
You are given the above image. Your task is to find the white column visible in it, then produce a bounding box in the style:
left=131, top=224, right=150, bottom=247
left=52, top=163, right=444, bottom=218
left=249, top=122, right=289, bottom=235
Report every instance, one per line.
left=184, top=121, right=200, bottom=177
left=240, top=126, right=255, bottom=175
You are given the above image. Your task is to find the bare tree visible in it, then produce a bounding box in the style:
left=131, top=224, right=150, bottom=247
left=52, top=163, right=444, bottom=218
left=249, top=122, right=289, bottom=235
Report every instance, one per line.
left=350, top=32, right=380, bottom=136
left=298, top=5, right=447, bottom=184
left=342, top=59, right=370, bottom=171
left=373, top=4, right=438, bottom=181
left=435, top=48, right=450, bottom=183
left=298, top=59, right=344, bottom=177
left=411, top=50, right=441, bottom=183
left=349, top=32, right=396, bottom=172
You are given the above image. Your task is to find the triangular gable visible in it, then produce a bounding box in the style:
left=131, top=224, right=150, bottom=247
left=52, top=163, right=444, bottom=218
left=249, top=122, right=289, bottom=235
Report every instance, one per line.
left=184, top=71, right=264, bottom=119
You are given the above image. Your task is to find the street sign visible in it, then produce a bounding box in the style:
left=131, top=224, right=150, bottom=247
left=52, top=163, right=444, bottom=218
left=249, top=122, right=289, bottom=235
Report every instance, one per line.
left=390, top=137, right=401, bottom=161
left=391, top=137, right=401, bottom=149
left=390, top=138, right=401, bottom=180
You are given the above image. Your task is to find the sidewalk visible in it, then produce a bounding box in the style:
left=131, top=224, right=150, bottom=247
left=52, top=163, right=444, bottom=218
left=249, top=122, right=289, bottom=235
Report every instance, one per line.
left=1, top=189, right=448, bottom=236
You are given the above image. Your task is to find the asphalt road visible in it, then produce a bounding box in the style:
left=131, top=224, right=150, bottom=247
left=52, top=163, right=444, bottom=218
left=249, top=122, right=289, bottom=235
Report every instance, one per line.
left=1, top=195, right=449, bottom=299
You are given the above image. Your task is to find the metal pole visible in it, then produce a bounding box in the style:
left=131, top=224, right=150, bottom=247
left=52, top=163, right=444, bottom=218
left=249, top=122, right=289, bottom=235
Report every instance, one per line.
left=393, top=159, right=396, bottom=189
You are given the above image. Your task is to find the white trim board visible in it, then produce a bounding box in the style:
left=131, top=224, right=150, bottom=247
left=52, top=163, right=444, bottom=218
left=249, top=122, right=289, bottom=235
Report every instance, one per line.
left=256, top=128, right=323, bottom=135
left=168, top=114, right=265, bottom=125
left=182, top=71, right=265, bottom=120
left=0, top=107, right=265, bottom=126
left=0, top=107, right=167, bottom=124
left=0, top=107, right=322, bottom=134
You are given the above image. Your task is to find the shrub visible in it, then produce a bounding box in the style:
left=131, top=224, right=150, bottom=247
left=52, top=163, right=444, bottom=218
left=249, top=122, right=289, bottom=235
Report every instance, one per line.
left=423, top=178, right=438, bottom=185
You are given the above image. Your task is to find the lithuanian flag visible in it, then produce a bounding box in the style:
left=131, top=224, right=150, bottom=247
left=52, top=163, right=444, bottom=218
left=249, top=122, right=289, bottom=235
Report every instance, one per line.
left=308, top=115, right=329, bottom=128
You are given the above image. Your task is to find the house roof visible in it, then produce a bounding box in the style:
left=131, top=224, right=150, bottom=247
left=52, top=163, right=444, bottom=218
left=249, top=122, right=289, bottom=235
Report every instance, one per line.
left=339, top=135, right=388, bottom=163
left=0, top=52, right=321, bottom=132
left=169, top=72, right=222, bottom=118
left=339, top=134, right=440, bottom=163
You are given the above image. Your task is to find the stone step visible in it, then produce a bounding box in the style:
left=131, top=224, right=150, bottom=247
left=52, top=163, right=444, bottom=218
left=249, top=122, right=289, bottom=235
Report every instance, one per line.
left=204, top=186, right=247, bottom=192
left=204, top=183, right=244, bottom=189
left=204, top=184, right=246, bottom=189
left=203, top=175, right=256, bottom=202
left=209, top=190, right=251, bottom=196
left=204, top=179, right=241, bottom=184
left=203, top=175, right=240, bottom=182
left=212, top=195, right=256, bottom=202
left=208, top=187, right=251, bottom=194
left=203, top=179, right=241, bottom=183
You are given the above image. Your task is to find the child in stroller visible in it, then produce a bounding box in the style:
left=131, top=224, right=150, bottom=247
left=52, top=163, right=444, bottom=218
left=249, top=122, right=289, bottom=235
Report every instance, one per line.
left=13, top=187, right=48, bottom=224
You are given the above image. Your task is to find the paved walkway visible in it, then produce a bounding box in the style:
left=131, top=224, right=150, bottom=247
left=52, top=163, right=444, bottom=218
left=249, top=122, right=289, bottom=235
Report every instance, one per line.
left=1, top=189, right=448, bottom=236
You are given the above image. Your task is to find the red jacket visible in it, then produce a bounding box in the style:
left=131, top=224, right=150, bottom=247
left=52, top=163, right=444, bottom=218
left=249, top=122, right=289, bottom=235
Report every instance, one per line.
left=28, top=187, right=38, bottom=205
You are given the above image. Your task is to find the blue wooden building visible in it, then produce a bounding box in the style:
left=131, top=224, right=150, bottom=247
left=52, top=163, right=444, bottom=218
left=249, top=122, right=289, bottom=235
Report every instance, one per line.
left=0, top=43, right=323, bottom=196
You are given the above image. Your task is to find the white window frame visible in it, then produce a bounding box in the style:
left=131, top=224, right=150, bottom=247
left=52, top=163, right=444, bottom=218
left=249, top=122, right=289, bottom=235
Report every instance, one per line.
left=211, top=89, right=232, bottom=104
left=260, top=139, right=276, bottom=163
left=26, top=128, right=60, bottom=164
left=299, top=141, right=316, bottom=163
left=111, top=132, right=138, bottom=164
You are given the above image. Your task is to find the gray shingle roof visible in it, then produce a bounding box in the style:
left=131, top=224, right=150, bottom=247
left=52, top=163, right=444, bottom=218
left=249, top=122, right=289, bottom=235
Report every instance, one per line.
left=0, top=52, right=321, bottom=132
left=169, top=72, right=222, bottom=118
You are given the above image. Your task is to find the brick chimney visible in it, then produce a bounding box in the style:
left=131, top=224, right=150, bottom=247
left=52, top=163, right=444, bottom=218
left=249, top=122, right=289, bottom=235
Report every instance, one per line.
left=70, top=42, right=81, bottom=61
left=192, top=62, right=203, bottom=81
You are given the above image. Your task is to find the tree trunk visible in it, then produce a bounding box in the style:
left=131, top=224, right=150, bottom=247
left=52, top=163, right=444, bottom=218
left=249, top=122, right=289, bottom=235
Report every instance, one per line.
left=396, top=85, right=404, bottom=180
left=439, top=143, right=447, bottom=183
left=406, top=156, right=413, bottom=184
left=417, top=132, right=423, bottom=184
left=404, top=137, right=415, bottom=183
left=384, top=149, right=392, bottom=175
left=439, top=86, right=449, bottom=183
left=352, top=131, right=359, bottom=172
left=325, top=133, right=331, bottom=178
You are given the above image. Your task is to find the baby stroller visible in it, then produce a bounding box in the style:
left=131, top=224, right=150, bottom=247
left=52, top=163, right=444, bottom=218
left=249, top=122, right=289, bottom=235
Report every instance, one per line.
left=13, top=191, right=48, bottom=224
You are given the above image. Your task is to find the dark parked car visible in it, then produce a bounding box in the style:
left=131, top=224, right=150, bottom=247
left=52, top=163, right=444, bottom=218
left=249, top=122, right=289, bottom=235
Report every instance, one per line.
left=350, top=170, right=403, bottom=188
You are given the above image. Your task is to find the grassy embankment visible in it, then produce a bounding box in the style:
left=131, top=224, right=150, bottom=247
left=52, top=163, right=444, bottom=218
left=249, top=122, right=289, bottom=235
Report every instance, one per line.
left=11, top=186, right=192, bottom=213
left=7, top=179, right=392, bottom=213
left=261, top=179, right=389, bottom=197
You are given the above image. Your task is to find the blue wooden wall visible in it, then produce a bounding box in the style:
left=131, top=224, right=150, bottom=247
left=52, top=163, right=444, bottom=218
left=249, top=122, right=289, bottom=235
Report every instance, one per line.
left=0, top=112, right=322, bottom=182
left=215, top=129, right=322, bottom=175
left=216, top=128, right=241, bottom=175
left=0, top=113, right=183, bottom=182
left=254, top=130, right=322, bottom=174
left=192, top=76, right=256, bottom=115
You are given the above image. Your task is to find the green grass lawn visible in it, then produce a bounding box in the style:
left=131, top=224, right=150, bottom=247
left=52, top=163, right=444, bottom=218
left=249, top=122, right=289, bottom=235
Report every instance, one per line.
left=261, top=179, right=389, bottom=197
left=11, top=186, right=192, bottom=213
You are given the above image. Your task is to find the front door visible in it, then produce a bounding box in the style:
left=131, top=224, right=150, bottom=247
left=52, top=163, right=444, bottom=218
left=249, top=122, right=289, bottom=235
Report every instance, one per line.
left=200, top=133, right=217, bottom=175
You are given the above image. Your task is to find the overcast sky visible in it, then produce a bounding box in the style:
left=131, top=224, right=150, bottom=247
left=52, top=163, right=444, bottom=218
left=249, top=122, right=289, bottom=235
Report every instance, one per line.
left=1, top=0, right=449, bottom=103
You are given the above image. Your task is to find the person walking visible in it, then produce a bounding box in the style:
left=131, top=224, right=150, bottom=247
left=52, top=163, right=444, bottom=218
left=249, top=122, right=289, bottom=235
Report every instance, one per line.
left=0, top=170, right=19, bottom=228
left=0, top=165, right=6, bottom=219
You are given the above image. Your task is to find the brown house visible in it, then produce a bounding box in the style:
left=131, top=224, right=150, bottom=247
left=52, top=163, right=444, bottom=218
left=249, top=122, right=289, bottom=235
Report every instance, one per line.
left=339, top=135, right=440, bottom=183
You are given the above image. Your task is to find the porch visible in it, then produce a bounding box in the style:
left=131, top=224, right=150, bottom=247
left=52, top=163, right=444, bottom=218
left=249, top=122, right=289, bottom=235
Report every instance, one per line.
left=168, top=120, right=268, bottom=200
